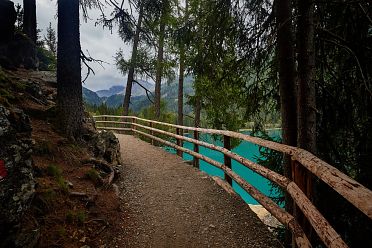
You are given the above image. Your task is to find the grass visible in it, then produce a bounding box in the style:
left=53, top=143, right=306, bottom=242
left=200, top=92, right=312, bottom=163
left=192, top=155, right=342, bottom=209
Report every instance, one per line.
left=85, top=168, right=103, bottom=186
left=47, top=164, right=69, bottom=193
left=65, top=210, right=87, bottom=225
left=47, top=164, right=62, bottom=178
left=35, top=140, right=53, bottom=155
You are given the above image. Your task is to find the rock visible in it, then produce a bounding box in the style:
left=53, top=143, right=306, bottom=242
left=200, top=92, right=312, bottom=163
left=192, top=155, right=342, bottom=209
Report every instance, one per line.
left=82, top=115, right=122, bottom=166
left=8, top=33, right=38, bottom=69
left=0, top=105, right=35, bottom=247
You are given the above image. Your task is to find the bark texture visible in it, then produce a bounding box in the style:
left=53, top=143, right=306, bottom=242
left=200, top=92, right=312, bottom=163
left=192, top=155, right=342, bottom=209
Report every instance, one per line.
left=123, top=3, right=144, bottom=116
left=296, top=0, right=316, bottom=238
left=178, top=48, right=185, bottom=126
left=275, top=0, right=297, bottom=243
left=177, top=0, right=188, bottom=127
left=23, top=0, right=36, bottom=44
left=276, top=0, right=297, bottom=178
left=57, top=0, right=83, bottom=138
left=297, top=0, right=316, bottom=155
left=154, top=13, right=166, bottom=119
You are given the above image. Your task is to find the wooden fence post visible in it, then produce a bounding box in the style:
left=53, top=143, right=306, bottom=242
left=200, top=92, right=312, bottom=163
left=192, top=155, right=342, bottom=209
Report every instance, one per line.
left=223, top=135, right=233, bottom=185
left=193, top=130, right=199, bottom=168
left=176, top=128, right=183, bottom=157
left=149, top=122, right=154, bottom=145
left=103, top=116, right=107, bottom=130
left=132, top=118, right=136, bottom=137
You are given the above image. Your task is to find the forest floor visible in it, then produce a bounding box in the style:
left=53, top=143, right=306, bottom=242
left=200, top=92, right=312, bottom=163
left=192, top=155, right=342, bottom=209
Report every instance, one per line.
left=2, top=69, right=124, bottom=248
left=106, top=134, right=282, bottom=248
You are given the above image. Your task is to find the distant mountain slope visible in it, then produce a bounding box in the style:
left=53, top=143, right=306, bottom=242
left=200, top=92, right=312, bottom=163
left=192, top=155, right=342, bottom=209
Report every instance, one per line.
left=83, top=76, right=194, bottom=114
left=82, top=87, right=102, bottom=106
left=95, top=80, right=155, bottom=98
left=96, top=85, right=124, bottom=97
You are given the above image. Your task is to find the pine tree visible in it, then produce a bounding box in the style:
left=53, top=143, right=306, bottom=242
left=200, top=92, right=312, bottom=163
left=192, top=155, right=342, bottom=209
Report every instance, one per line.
left=56, top=0, right=83, bottom=139
left=44, top=22, right=57, bottom=56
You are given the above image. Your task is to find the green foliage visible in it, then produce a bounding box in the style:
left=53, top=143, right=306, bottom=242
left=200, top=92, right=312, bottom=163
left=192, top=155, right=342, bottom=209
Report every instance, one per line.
left=14, top=4, right=23, bottom=31
left=35, top=140, right=53, bottom=155
left=85, top=168, right=102, bottom=186
left=47, top=164, right=62, bottom=178
left=44, top=22, right=57, bottom=56
left=47, top=164, right=69, bottom=193
left=65, top=210, right=86, bottom=225
left=37, top=46, right=56, bottom=71
left=253, top=131, right=284, bottom=205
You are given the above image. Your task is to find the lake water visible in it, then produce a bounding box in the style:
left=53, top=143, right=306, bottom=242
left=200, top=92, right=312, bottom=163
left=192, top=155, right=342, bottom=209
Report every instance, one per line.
left=164, top=130, right=282, bottom=205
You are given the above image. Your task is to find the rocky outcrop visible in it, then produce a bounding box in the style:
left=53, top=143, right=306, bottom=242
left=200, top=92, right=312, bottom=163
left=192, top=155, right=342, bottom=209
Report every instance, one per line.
left=81, top=113, right=122, bottom=166
left=0, top=105, right=35, bottom=246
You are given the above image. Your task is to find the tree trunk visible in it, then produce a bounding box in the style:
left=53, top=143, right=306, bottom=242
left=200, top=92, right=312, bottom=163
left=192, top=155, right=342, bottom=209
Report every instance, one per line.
left=178, top=49, right=184, bottom=126
left=154, top=6, right=167, bottom=119
left=178, top=0, right=188, bottom=128
left=123, top=3, right=144, bottom=116
left=23, top=0, right=36, bottom=43
left=194, top=97, right=201, bottom=128
left=276, top=0, right=297, bottom=244
left=57, top=0, right=83, bottom=139
left=296, top=0, right=316, bottom=238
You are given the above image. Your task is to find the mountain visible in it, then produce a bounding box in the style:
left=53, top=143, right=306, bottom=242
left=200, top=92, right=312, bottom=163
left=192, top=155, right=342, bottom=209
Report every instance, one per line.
left=96, top=85, right=124, bottom=97
left=83, top=76, right=194, bottom=114
left=101, top=76, right=194, bottom=113
left=82, top=87, right=102, bottom=106
left=95, top=80, right=155, bottom=98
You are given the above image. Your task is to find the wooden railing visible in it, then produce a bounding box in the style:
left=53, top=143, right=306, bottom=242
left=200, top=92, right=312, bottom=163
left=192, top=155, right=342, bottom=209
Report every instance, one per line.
left=93, top=115, right=372, bottom=248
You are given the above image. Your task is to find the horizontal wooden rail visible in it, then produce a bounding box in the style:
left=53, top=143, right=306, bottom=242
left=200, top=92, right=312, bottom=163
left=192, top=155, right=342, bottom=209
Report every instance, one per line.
left=93, top=115, right=372, bottom=248
left=132, top=128, right=312, bottom=248
left=94, top=116, right=372, bottom=220
left=130, top=122, right=346, bottom=247
left=96, top=127, right=132, bottom=132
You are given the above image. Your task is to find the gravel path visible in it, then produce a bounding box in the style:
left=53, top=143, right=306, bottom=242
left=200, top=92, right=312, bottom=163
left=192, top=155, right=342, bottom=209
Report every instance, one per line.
left=113, top=134, right=281, bottom=248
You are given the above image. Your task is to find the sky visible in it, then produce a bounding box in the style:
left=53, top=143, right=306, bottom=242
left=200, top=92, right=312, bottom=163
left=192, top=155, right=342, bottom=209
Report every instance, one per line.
left=13, top=0, right=131, bottom=91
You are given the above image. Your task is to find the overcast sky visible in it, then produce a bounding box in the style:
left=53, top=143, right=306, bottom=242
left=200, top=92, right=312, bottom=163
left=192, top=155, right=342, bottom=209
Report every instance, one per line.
left=14, top=0, right=131, bottom=91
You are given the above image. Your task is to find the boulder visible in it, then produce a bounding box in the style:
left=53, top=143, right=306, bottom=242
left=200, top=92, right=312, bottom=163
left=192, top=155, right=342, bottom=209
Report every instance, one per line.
left=8, top=33, right=38, bottom=69
left=0, top=105, right=35, bottom=247
left=82, top=114, right=122, bottom=166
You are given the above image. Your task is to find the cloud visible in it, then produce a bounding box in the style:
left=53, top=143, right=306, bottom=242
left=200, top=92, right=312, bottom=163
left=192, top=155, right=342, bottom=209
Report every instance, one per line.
left=13, top=0, right=131, bottom=91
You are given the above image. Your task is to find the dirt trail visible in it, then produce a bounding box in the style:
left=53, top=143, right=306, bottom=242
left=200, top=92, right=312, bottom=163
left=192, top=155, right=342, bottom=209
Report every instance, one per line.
left=110, top=134, right=281, bottom=248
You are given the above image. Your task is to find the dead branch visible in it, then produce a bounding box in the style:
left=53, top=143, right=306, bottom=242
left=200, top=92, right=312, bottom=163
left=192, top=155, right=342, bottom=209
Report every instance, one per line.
left=80, top=50, right=108, bottom=83
left=132, top=79, right=154, bottom=104
left=69, top=191, right=88, bottom=197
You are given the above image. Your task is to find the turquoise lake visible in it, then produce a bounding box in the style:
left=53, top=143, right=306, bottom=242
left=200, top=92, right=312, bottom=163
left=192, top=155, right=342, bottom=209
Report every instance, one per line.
left=164, top=130, right=282, bottom=205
